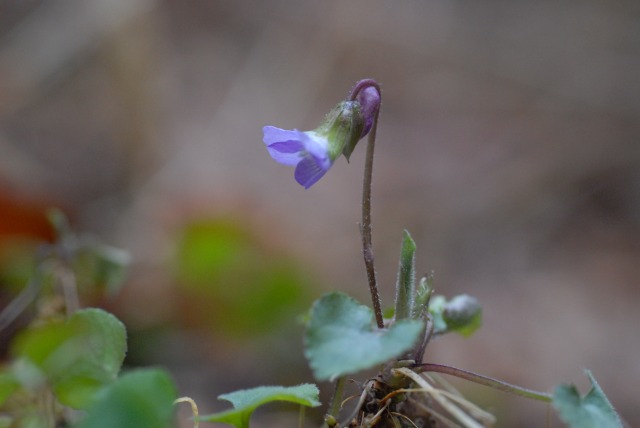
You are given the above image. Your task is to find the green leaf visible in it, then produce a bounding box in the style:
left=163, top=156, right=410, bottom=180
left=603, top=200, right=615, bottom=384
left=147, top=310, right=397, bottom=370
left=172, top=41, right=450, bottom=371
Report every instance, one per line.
left=394, top=230, right=416, bottom=320
left=6, top=414, right=47, bottom=428
left=552, top=370, right=623, bottom=428
left=73, top=368, right=177, bottom=428
left=304, top=292, right=423, bottom=381
left=0, top=370, right=19, bottom=405
left=199, top=384, right=320, bottom=428
left=10, top=358, right=45, bottom=391
left=12, top=308, right=127, bottom=408
left=174, top=218, right=311, bottom=339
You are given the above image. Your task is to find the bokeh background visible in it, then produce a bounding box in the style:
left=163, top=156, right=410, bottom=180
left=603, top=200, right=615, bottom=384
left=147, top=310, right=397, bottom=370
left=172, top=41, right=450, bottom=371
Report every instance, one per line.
left=1, top=1, right=639, bottom=426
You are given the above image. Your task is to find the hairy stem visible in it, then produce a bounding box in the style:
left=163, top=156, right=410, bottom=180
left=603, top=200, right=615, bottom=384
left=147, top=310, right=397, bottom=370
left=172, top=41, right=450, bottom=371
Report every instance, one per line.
left=414, top=363, right=553, bottom=403
left=350, top=79, right=384, bottom=328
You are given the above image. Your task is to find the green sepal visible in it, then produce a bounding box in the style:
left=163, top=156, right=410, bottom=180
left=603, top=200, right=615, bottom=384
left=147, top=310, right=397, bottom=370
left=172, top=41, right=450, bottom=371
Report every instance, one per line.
left=313, top=101, right=364, bottom=162
left=412, top=274, right=434, bottom=319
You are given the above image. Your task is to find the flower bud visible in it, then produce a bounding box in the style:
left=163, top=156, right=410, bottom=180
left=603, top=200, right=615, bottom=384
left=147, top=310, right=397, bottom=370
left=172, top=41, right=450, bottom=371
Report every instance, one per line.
left=342, top=86, right=380, bottom=161
left=442, top=294, right=482, bottom=336
left=356, top=86, right=381, bottom=137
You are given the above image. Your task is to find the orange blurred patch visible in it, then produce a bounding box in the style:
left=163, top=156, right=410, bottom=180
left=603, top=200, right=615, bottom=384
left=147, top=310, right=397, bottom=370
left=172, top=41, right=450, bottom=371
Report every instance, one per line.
left=0, top=188, right=57, bottom=242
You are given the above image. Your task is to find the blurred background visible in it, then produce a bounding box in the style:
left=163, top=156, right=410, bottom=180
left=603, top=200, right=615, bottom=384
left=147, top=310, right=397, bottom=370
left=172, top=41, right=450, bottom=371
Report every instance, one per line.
left=1, top=1, right=639, bottom=426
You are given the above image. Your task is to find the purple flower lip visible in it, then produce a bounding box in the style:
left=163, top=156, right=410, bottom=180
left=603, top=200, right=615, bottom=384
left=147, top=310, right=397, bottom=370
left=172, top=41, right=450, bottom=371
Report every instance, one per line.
left=263, top=126, right=331, bottom=189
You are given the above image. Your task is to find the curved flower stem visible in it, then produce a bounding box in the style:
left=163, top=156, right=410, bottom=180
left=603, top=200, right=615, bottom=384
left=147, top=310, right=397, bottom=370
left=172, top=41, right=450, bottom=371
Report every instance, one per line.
left=413, top=363, right=553, bottom=403
left=350, top=79, right=384, bottom=328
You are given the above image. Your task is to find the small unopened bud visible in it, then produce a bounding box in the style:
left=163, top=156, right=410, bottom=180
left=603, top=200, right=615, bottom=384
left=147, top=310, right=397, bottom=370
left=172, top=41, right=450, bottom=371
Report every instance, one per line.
left=342, top=86, right=381, bottom=161
left=443, top=294, right=481, bottom=333
left=356, top=86, right=381, bottom=137
left=324, top=415, right=338, bottom=427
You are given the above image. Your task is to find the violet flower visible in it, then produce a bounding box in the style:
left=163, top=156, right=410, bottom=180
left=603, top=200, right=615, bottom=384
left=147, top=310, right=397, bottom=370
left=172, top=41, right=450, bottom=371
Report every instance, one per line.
left=263, top=92, right=379, bottom=188
left=263, top=126, right=334, bottom=189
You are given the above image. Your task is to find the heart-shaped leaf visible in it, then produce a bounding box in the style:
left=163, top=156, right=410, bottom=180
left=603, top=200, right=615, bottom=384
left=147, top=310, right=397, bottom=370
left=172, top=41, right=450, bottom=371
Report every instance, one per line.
left=199, top=384, right=320, bottom=428
left=304, top=292, right=423, bottom=381
left=552, top=370, right=622, bottom=428
left=72, top=368, right=177, bottom=428
left=12, top=308, right=127, bottom=408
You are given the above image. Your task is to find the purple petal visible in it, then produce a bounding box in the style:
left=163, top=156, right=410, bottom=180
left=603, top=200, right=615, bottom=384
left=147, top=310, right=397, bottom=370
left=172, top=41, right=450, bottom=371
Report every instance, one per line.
left=266, top=140, right=304, bottom=166
left=300, top=131, right=330, bottom=165
left=294, top=156, right=329, bottom=189
left=263, top=126, right=306, bottom=166
left=269, top=140, right=304, bottom=153
left=263, top=126, right=303, bottom=145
